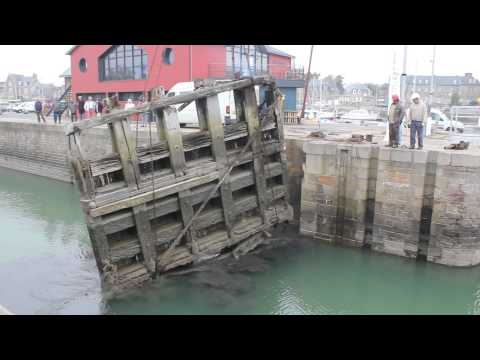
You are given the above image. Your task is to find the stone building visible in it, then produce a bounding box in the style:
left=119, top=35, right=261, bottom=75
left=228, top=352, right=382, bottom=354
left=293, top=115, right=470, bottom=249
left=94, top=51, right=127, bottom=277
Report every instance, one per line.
left=2, top=73, right=60, bottom=101
left=0, top=81, right=5, bottom=99
left=338, top=83, right=374, bottom=106
left=406, top=73, right=480, bottom=106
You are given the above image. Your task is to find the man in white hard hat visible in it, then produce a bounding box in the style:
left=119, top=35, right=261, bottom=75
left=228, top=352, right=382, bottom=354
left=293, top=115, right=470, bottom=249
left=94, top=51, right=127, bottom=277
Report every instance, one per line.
left=407, top=93, right=428, bottom=150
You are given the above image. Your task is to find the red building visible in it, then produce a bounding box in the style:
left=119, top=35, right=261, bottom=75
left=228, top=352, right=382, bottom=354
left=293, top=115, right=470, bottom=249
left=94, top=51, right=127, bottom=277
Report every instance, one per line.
left=67, top=45, right=304, bottom=110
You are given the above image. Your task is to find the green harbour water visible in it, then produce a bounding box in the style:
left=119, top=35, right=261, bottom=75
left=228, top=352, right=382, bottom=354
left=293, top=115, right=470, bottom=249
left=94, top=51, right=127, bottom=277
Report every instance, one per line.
left=1, top=166, right=480, bottom=315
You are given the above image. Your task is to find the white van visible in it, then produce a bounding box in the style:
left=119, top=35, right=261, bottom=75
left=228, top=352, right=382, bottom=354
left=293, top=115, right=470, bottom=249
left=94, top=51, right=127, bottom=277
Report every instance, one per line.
left=430, top=108, right=464, bottom=133
left=21, top=101, right=36, bottom=114
left=167, top=82, right=260, bottom=127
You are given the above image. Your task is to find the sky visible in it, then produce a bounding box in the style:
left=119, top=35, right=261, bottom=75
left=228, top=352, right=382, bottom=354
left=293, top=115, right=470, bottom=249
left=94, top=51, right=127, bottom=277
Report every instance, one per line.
left=0, top=45, right=479, bottom=86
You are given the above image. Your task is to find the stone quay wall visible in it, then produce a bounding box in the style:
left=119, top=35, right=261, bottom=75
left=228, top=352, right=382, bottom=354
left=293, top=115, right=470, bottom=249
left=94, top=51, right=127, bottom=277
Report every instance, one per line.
left=0, top=121, right=151, bottom=183
left=300, top=140, right=480, bottom=267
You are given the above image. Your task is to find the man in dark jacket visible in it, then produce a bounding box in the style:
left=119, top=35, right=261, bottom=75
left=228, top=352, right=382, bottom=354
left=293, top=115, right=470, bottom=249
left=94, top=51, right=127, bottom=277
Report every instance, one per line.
left=387, top=95, right=405, bottom=148
left=34, top=100, right=46, bottom=123
left=78, top=96, right=85, bottom=120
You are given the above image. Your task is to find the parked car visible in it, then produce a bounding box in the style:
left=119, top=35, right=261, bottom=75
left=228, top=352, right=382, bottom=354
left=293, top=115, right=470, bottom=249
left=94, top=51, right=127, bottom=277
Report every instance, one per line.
left=430, top=108, right=464, bottom=133
left=12, top=103, right=25, bottom=113
left=7, top=102, right=20, bottom=112
left=341, top=109, right=379, bottom=122
left=21, top=101, right=36, bottom=114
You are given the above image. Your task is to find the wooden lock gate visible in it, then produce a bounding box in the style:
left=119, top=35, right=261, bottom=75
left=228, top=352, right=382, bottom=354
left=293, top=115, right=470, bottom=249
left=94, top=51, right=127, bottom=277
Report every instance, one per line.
left=65, top=75, right=293, bottom=293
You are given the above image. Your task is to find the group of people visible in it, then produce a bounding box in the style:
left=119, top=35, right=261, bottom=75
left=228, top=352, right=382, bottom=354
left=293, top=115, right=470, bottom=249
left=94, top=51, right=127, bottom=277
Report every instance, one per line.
left=67, top=96, right=151, bottom=125
left=387, top=92, right=428, bottom=150
left=32, top=95, right=153, bottom=125
left=67, top=96, right=109, bottom=122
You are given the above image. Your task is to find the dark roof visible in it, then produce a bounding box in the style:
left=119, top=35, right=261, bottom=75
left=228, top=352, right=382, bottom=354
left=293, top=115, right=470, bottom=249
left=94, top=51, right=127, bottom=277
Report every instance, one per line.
left=345, top=83, right=370, bottom=91
left=66, top=45, right=79, bottom=55
left=7, top=74, right=35, bottom=82
left=407, top=75, right=479, bottom=86
left=60, top=68, right=71, bottom=78
left=264, top=46, right=292, bottom=58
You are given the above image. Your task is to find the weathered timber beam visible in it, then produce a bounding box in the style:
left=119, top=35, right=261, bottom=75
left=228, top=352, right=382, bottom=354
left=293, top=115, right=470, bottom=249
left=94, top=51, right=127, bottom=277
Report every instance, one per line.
left=205, top=94, right=235, bottom=231
left=273, top=90, right=290, bottom=204
left=132, top=204, right=157, bottom=273
left=64, top=76, right=275, bottom=135
left=157, top=106, right=197, bottom=253
left=86, top=218, right=111, bottom=274
left=89, top=121, right=277, bottom=178
left=158, top=128, right=259, bottom=268
left=108, top=189, right=289, bottom=263
left=89, top=171, right=219, bottom=217
left=110, top=118, right=141, bottom=189
left=242, top=86, right=269, bottom=222
left=100, top=162, right=285, bottom=235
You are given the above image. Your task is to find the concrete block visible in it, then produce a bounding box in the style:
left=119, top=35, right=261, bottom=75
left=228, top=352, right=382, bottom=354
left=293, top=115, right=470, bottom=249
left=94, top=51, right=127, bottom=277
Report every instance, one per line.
left=352, top=144, right=374, bottom=159
left=413, top=150, right=428, bottom=164
left=451, top=153, right=480, bottom=168
left=391, top=149, right=413, bottom=163
left=437, top=152, right=451, bottom=166
left=303, top=141, right=337, bottom=155
left=379, top=148, right=391, bottom=161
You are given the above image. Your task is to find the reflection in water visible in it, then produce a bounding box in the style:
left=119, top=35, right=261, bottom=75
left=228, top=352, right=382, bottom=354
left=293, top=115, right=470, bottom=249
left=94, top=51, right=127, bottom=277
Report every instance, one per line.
left=1, top=167, right=480, bottom=315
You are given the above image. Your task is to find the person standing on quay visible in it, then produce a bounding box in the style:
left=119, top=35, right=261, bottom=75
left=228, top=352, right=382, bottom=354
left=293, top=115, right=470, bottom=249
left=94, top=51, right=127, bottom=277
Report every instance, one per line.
left=387, top=95, right=405, bottom=148
left=68, top=101, right=77, bottom=122
left=84, top=96, right=96, bottom=119
left=96, top=98, right=104, bottom=116
left=52, top=100, right=63, bottom=124
left=407, top=93, right=428, bottom=150
left=78, top=96, right=85, bottom=120
left=34, top=99, right=46, bottom=123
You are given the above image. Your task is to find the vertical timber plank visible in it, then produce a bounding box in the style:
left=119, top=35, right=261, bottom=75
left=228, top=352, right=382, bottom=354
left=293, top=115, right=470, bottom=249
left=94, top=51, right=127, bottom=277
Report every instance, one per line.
left=72, top=133, right=96, bottom=198
left=233, top=89, right=246, bottom=123
left=242, top=86, right=269, bottom=222
left=110, top=118, right=140, bottom=189
left=273, top=89, right=290, bottom=204
left=86, top=217, right=111, bottom=276
left=205, top=95, right=235, bottom=231
left=132, top=205, right=157, bottom=273
left=195, top=98, right=209, bottom=131
left=158, top=107, right=186, bottom=176
left=110, top=117, right=155, bottom=275
left=158, top=107, right=197, bottom=253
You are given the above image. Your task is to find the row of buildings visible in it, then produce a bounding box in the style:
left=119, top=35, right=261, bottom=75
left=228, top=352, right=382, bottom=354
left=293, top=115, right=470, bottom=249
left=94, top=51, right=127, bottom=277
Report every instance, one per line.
left=302, top=72, right=480, bottom=110
left=0, top=73, right=63, bottom=101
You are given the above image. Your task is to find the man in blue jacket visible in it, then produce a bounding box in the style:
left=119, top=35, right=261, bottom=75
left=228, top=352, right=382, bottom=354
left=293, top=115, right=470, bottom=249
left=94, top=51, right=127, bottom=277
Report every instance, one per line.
left=34, top=100, right=46, bottom=123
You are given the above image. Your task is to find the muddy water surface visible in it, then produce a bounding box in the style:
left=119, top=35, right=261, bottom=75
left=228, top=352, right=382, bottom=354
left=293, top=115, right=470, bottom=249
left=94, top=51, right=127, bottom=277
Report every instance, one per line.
left=1, top=167, right=480, bottom=315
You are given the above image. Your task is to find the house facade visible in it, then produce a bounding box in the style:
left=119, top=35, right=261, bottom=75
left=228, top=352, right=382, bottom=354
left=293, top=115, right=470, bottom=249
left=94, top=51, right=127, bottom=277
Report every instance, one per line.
left=68, top=45, right=304, bottom=111
left=2, top=73, right=59, bottom=101
left=339, top=83, right=373, bottom=105
left=406, top=73, right=480, bottom=106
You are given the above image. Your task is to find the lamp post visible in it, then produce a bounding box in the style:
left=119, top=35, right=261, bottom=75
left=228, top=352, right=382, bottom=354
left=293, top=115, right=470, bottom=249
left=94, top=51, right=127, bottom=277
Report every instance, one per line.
left=400, top=45, right=408, bottom=107
left=429, top=45, right=436, bottom=108
left=300, top=45, right=314, bottom=120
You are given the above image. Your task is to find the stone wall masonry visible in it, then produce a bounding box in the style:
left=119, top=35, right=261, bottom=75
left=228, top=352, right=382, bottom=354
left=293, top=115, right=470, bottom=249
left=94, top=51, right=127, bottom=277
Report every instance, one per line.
left=428, top=152, right=480, bottom=266
left=371, top=148, right=432, bottom=258
left=300, top=141, right=377, bottom=247
left=300, top=140, right=480, bottom=267
left=0, top=121, right=154, bottom=183
left=285, top=138, right=306, bottom=224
